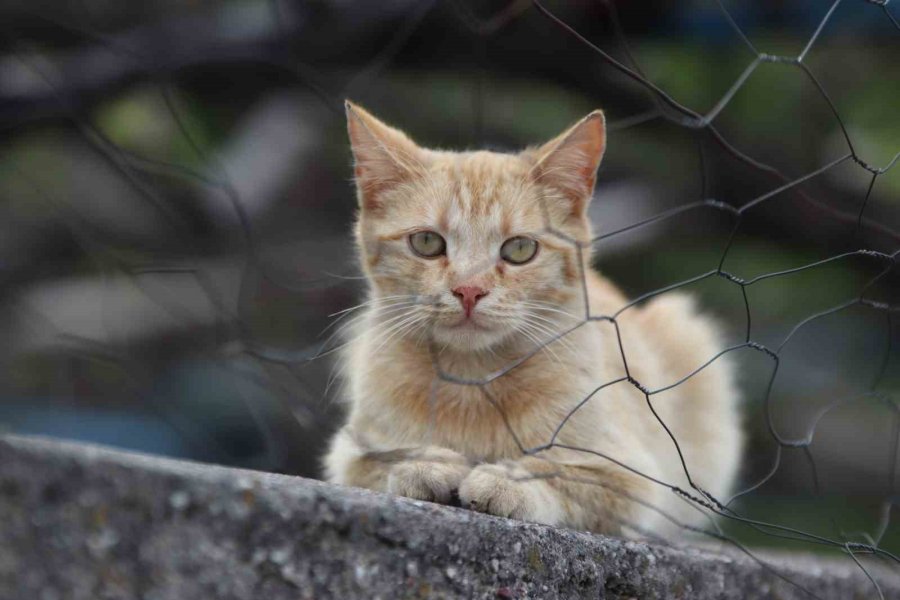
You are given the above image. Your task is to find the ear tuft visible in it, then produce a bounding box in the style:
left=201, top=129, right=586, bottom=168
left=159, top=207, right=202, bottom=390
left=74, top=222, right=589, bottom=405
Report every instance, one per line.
left=345, top=100, right=426, bottom=211
left=529, top=110, right=606, bottom=217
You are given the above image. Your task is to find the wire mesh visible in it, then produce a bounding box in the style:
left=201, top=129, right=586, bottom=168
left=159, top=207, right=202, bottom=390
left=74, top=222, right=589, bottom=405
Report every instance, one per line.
left=2, top=0, right=900, bottom=597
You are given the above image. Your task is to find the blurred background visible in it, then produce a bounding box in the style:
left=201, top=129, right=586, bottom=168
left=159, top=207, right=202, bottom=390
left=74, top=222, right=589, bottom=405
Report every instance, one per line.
left=1, top=0, right=899, bottom=560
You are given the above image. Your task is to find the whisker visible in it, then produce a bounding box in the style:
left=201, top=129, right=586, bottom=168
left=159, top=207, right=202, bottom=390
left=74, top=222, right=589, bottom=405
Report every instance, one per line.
left=518, top=300, right=581, bottom=320
left=314, top=304, right=422, bottom=361
left=320, top=295, right=418, bottom=338
left=327, top=294, right=416, bottom=318
left=372, top=313, right=426, bottom=354
left=521, top=317, right=579, bottom=356
left=319, top=302, right=418, bottom=351
left=516, top=321, right=564, bottom=366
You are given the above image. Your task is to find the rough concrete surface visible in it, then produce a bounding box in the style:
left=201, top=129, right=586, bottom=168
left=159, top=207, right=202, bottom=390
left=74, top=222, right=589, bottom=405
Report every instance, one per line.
left=0, top=434, right=896, bottom=599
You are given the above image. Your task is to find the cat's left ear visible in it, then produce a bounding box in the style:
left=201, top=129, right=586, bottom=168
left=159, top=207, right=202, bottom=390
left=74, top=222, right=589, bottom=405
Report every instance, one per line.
left=529, top=110, right=606, bottom=217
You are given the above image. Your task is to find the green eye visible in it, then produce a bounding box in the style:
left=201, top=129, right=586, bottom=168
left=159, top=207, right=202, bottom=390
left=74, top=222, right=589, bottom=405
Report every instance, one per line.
left=500, top=236, right=539, bottom=265
left=409, top=230, right=446, bottom=258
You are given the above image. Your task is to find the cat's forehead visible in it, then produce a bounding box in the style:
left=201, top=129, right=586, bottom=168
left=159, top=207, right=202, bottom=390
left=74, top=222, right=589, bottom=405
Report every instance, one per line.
left=425, top=151, right=542, bottom=235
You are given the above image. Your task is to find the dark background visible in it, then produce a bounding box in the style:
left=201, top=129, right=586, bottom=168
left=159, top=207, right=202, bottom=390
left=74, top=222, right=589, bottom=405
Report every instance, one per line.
left=1, top=0, right=899, bottom=557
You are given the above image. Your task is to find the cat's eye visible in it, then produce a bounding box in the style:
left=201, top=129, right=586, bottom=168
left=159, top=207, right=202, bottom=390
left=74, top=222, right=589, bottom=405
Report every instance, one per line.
left=408, top=230, right=446, bottom=258
left=500, top=236, right=538, bottom=265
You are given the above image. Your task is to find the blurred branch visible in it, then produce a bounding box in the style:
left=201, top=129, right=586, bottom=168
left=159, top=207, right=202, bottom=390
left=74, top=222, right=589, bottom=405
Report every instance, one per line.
left=197, top=92, right=329, bottom=225
left=0, top=0, right=423, bottom=128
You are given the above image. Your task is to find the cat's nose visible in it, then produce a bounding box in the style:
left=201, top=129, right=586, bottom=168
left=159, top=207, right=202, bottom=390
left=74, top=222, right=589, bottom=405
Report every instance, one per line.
left=452, top=286, right=489, bottom=318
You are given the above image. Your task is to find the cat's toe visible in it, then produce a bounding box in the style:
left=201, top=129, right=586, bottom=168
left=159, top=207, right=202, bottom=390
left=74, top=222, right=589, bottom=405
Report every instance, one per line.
left=459, top=464, right=564, bottom=525
left=387, top=460, right=470, bottom=504
left=458, top=464, right=531, bottom=519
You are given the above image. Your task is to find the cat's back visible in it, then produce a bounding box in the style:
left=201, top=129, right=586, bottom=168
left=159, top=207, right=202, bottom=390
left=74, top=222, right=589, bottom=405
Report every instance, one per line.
left=587, top=270, right=742, bottom=499
left=632, top=290, right=742, bottom=498
left=631, top=292, right=729, bottom=392
left=583, top=271, right=733, bottom=404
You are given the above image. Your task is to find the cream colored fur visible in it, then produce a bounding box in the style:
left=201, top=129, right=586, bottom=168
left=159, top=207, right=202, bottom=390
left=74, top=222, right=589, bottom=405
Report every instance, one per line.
left=323, top=101, right=743, bottom=538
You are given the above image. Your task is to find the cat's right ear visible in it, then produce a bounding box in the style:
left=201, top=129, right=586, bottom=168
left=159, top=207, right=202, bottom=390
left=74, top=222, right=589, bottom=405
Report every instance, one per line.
left=345, top=100, right=426, bottom=211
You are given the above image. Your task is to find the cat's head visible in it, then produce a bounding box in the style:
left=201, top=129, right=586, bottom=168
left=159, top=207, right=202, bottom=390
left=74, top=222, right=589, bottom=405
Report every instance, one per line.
left=345, top=101, right=606, bottom=352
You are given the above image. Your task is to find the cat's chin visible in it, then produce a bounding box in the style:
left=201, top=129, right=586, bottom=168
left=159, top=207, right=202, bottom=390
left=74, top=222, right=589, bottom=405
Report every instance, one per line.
left=429, top=322, right=512, bottom=353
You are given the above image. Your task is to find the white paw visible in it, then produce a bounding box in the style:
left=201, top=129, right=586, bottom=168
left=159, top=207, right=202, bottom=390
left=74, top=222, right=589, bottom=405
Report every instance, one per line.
left=458, top=463, right=564, bottom=525
left=386, top=450, right=470, bottom=504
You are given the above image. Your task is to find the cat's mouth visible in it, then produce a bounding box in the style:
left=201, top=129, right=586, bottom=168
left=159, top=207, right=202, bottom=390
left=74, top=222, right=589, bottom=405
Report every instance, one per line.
left=447, top=316, right=490, bottom=331
left=427, top=310, right=513, bottom=351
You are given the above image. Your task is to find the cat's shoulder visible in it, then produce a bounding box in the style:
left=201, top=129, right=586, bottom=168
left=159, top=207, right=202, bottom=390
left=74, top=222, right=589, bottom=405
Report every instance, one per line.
left=585, top=271, right=721, bottom=342
left=634, top=291, right=725, bottom=351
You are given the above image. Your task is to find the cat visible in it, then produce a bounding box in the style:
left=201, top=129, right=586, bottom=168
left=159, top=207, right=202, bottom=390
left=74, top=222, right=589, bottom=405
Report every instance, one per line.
left=323, top=100, right=743, bottom=538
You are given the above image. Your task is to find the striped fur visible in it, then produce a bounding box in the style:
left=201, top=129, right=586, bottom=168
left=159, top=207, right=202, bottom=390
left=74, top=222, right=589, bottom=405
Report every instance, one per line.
left=324, top=102, right=743, bottom=538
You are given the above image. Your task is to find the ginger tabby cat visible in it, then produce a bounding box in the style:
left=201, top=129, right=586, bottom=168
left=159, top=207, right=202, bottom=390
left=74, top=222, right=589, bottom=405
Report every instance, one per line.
left=324, top=101, right=742, bottom=538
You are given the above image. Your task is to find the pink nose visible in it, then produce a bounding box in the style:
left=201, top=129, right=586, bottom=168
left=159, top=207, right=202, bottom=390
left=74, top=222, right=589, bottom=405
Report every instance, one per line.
left=452, top=286, right=489, bottom=318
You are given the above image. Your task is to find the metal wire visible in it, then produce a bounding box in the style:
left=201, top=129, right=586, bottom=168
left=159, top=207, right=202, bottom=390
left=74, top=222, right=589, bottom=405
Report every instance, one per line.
left=3, top=1, right=899, bottom=597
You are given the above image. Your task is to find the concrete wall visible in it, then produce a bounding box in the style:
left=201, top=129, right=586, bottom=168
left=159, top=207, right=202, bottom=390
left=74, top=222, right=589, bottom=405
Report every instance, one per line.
left=0, top=434, right=895, bottom=599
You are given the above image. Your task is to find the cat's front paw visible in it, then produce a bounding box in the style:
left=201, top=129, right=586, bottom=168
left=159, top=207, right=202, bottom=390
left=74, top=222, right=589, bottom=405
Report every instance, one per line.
left=458, top=463, right=564, bottom=525
left=386, top=448, right=470, bottom=504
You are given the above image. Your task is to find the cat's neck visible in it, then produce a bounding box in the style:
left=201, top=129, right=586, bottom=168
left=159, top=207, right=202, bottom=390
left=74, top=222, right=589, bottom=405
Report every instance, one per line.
left=369, top=322, right=586, bottom=385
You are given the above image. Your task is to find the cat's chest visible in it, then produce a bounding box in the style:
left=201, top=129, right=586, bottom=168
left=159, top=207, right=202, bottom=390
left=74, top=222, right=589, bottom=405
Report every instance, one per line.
left=358, top=352, right=599, bottom=457
left=370, top=351, right=589, bottom=403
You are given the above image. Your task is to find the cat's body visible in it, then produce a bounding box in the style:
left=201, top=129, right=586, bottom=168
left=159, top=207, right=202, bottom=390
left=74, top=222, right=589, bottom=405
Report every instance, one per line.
left=324, top=102, right=742, bottom=537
